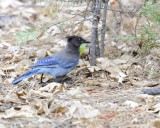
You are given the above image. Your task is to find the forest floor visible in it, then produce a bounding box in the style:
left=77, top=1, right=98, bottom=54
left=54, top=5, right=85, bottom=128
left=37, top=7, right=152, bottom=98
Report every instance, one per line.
left=0, top=1, right=160, bottom=128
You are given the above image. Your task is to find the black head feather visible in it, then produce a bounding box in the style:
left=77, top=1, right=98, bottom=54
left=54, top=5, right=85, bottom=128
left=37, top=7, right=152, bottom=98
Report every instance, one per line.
left=66, top=36, right=90, bottom=48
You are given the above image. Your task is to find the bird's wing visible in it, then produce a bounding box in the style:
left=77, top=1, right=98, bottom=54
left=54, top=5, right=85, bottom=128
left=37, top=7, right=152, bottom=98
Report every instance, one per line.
left=30, top=55, right=78, bottom=69
left=30, top=56, right=59, bottom=68
left=57, top=58, right=79, bottom=68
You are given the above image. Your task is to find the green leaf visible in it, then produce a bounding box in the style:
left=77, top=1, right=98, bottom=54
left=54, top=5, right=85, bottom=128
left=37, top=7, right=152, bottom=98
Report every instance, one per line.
left=80, top=44, right=86, bottom=55
left=51, top=8, right=57, bottom=15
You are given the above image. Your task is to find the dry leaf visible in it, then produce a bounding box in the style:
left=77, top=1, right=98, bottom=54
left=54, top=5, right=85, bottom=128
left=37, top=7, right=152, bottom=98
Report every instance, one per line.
left=148, top=103, right=160, bottom=113
left=137, top=94, right=154, bottom=104
left=87, top=66, right=101, bottom=73
left=96, top=57, right=127, bottom=83
left=36, top=49, right=47, bottom=59
left=123, top=100, right=139, bottom=108
left=28, top=89, right=53, bottom=98
left=39, top=82, right=66, bottom=94
left=130, top=80, right=159, bottom=87
left=0, top=69, right=5, bottom=76
left=0, top=106, right=36, bottom=119
left=66, top=100, right=99, bottom=119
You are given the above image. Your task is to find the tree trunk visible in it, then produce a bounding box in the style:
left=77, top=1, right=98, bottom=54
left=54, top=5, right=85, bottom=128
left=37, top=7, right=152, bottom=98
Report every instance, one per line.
left=100, top=0, right=109, bottom=57
left=89, top=0, right=101, bottom=66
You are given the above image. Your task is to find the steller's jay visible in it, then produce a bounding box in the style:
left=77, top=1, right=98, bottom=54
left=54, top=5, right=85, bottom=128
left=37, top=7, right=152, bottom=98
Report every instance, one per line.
left=12, top=36, right=90, bottom=85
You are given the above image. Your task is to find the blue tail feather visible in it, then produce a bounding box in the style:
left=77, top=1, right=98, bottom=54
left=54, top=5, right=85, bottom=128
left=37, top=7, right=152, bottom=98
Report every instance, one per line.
left=12, top=68, right=40, bottom=85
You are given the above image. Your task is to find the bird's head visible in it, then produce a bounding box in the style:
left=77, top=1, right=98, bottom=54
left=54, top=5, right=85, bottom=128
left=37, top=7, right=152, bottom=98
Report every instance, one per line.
left=66, top=35, right=90, bottom=48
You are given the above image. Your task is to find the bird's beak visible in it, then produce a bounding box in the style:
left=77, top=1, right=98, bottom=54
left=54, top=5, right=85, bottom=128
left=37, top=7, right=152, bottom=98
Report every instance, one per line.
left=85, top=41, right=90, bottom=43
left=82, top=41, right=90, bottom=44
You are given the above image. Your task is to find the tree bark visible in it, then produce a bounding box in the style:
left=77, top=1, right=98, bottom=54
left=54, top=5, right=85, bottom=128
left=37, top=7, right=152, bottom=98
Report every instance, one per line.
left=89, top=0, right=101, bottom=66
left=100, top=0, right=109, bottom=57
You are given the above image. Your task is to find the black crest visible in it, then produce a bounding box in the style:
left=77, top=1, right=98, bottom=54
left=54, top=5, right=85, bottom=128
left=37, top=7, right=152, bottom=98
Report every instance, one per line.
left=66, top=35, right=90, bottom=47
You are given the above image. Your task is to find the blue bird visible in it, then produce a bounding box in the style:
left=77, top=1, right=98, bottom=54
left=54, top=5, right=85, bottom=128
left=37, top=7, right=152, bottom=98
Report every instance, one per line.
left=12, top=36, right=90, bottom=85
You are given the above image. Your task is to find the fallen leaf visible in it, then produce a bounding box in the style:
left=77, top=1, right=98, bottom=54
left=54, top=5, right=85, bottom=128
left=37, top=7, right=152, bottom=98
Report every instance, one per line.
left=96, top=57, right=127, bottom=83
left=123, top=100, right=139, bottom=108
left=39, top=82, right=66, bottom=94
left=137, top=94, right=154, bottom=104
left=100, top=111, right=117, bottom=121
left=0, top=106, right=36, bottom=119
left=0, top=69, right=5, bottom=76
left=66, top=100, right=99, bottom=119
left=130, top=80, right=160, bottom=87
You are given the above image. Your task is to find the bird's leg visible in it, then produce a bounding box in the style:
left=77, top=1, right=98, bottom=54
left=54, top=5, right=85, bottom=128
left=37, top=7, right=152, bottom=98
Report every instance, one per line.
left=40, top=73, right=44, bottom=84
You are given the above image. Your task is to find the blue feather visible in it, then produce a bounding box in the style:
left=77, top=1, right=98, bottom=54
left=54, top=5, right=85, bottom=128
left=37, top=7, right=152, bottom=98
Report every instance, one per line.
left=30, top=56, right=58, bottom=68
left=12, top=68, right=40, bottom=85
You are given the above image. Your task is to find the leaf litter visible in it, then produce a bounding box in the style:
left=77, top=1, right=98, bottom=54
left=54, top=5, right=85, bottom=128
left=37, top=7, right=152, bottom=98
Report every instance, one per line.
left=0, top=0, right=160, bottom=127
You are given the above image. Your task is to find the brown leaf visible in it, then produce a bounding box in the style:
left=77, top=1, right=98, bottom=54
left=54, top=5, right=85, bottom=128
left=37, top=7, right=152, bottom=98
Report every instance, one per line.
left=130, top=80, right=160, bottom=87
left=0, top=106, right=36, bottom=119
